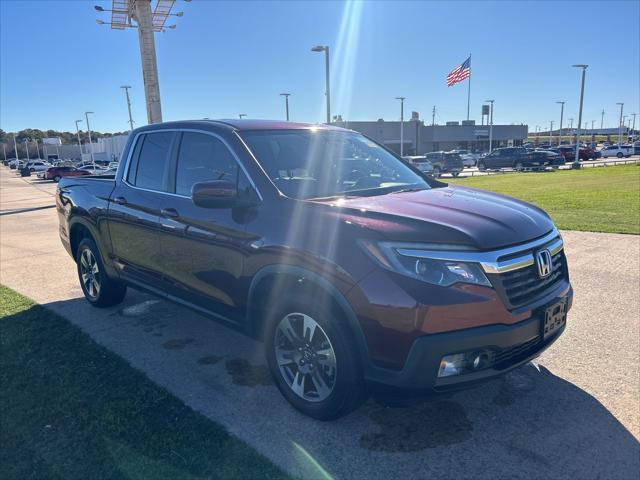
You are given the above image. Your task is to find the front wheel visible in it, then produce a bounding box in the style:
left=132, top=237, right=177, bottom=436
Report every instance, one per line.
left=53, top=175, right=61, bottom=182
left=617, top=152, right=623, bottom=158
left=266, top=300, right=367, bottom=420
left=451, top=171, right=460, bottom=177
left=76, top=238, right=126, bottom=307
left=477, top=161, right=486, bottom=171
left=432, top=166, right=441, bottom=178
left=514, top=162, right=524, bottom=171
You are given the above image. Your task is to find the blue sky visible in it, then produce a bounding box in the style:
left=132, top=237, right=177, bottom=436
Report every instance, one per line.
left=1, top=0, right=639, bottom=133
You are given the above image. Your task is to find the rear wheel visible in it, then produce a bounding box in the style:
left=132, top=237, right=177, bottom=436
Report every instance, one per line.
left=617, top=152, right=623, bottom=158
left=76, top=238, right=126, bottom=307
left=432, top=166, right=441, bottom=178
left=514, top=162, right=524, bottom=171
left=477, top=161, right=486, bottom=171
left=451, top=171, right=460, bottom=177
left=53, top=175, right=61, bottom=182
left=265, top=299, right=367, bottom=420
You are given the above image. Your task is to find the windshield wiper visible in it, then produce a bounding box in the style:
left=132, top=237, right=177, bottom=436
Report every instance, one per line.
left=389, top=186, right=426, bottom=194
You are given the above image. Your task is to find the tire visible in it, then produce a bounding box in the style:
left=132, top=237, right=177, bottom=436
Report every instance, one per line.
left=432, top=166, right=441, bottom=178
left=76, top=237, right=126, bottom=308
left=617, top=152, right=623, bottom=158
left=477, top=161, right=486, bottom=171
left=514, top=162, right=524, bottom=171
left=29, top=168, right=35, bottom=173
left=53, top=175, right=61, bottom=182
left=265, top=298, right=367, bottom=420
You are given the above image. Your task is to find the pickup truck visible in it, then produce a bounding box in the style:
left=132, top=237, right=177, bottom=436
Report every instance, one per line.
left=57, top=119, right=572, bottom=420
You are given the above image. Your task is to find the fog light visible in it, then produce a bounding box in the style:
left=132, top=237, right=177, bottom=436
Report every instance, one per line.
left=438, top=353, right=466, bottom=378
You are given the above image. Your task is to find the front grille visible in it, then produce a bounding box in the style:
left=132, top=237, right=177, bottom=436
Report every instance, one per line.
left=491, top=336, right=540, bottom=369
left=498, top=250, right=566, bottom=307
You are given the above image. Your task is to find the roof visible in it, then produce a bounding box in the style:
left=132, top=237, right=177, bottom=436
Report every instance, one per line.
left=214, top=119, right=348, bottom=131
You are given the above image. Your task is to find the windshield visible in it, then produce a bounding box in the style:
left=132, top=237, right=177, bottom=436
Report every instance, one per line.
left=241, top=130, right=429, bottom=199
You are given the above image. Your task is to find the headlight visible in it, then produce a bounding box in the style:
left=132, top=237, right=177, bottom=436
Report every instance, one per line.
left=360, top=241, right=491, bottom=287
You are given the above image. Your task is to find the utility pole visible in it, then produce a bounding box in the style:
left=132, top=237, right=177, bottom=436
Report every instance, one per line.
left=75, top=119, right=83, bottom=158
left=396, top=97, right=406, bottom=157
left=616, top=103, right=624, bottom=145
left=572, top=64, right=588, bottom=166
left=432, top=106, right=436, bottom=126
left=121, top=86, right=135, bottom=131
left=280, top=93, right=291, bottom=121
left=556, top=101, right=565, bottom=145
left=569, top=118, right=574, bottom=130
left=600, top=109, right=605, bottom=129
left=13, top=135, right=19, bottom=160
left=85, top=111, right=94, bottom=163
left=485, top=99, right=494, bottom=153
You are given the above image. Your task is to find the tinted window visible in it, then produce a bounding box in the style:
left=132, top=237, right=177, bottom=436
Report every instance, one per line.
left=128, top=132, right=175, bottom=191
left=175, top=132, right=238, bottom=196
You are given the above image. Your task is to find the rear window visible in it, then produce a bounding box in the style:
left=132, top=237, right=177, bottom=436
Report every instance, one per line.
left=127, top=132, right=175, bottom=191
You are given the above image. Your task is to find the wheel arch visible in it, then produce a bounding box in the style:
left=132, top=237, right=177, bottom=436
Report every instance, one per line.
left=246, top=265, right=371, bottom=367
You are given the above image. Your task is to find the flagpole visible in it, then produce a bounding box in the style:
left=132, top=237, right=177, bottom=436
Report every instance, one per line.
left=466, top=54, right=471, bottom=121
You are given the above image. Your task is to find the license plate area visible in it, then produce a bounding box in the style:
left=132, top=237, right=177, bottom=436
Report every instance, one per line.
left=543, top=299, right=567, bottom=340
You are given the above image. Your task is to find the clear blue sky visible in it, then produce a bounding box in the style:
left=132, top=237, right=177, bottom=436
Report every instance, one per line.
left=1, top=0, right=639, bottom=133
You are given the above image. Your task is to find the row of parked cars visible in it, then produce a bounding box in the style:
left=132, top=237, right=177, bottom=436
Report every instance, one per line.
left=3, top=158, right=118, bottom=181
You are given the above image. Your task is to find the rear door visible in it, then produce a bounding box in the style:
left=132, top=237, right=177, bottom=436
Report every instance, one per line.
left=108, top=131, right=178, bottom=288
left=155, top=130, right=254, bottom=321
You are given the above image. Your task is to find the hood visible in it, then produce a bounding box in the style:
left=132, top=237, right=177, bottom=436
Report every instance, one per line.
left=309, top=186, right=554, bottom=250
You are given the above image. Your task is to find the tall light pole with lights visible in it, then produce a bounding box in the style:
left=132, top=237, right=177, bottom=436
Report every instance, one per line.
left=280, top=93, right=291, bottom=121
left=616, top=102, right=624, bottom=145
left=396, top=97, right=406, bottom=157
left=95, top=1, right=188, bottom=124
left=121, top=85, right=135, bottom=131
left=485, top=99, right=494, bottom=152
left=75, top=120, right=83, bottom=158
left=311, top=45, right=331, bottom=124
left=85, top=111, right=95, bottom=163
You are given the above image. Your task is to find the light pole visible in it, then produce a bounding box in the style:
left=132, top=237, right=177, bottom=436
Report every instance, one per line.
left=485, top=99, right=494, bottom=152
left=13, top=135, right=19, bottom=161
left=121, top=86, right=135, bottom=131
left=601, top=109, right=605, bottom=129
left=632, top=113, right=637, bottom=135
left=2, top=143, right=6, bottom=162
left=280, top=93, right=291, bottom=121
left=556, top=101, right=565, bottom=146
left=569, top=118, right=574, bottom=131
left=24, top=140, right=29, bottom=161
left=85, top=111, right=95, bottom=163
left=616, top=102, right=624, bottom=145
left=572, top=64, right=588, bottom=166
left=311, top=45, right=331, bottom=124
left=549, top=120, right=554, bottom=146
left=75, top=119, right=83, bottom=158
left=34, top=138, right=41, bottom=159
left=396, top=97, right=406, bottom=157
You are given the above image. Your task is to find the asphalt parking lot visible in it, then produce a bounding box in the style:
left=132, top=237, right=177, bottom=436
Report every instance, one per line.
left=1, top=167, right=639, bottom=479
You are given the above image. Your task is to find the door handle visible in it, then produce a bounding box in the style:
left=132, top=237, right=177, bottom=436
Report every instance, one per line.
left=161, top=208, right=179, bottom=219
left=113, top=196, right=127, bottom=205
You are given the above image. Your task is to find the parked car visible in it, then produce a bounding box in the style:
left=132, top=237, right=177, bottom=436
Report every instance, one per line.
left=555, top=146, right=576, bottom=162
left=477, top=147, right=542, bottom=171
left=449, top=149, right=477, bottom=167
left=403, top=155, right=434, bottom=175
left=25, top=161, right=50, bottom=173
left=78, top=164, right=108, bottom=174
left=9, top=159, right=25, bottom=170
left=58, top=120, right=572, bottom=420
left=600, top=145, right=633, bottom=158
left=424, top=151, right=464, bottom=176
left=46, top=166, right=92, bottom=182
left=531, top=150, right=564, bottom=168
left=633, top=141, right=640, bottom=155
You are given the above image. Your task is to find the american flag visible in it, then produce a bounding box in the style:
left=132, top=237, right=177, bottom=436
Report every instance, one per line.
left=447, top=57, right=471, bottom=87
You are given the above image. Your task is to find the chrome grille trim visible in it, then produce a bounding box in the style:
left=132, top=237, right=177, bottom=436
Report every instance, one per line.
left=395, top=228, right=563, bottom=274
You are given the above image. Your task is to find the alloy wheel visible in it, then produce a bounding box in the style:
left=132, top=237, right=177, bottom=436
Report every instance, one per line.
left=274, top=312, right=337, bottom=402
left=80, top=248, right=101, bottom=298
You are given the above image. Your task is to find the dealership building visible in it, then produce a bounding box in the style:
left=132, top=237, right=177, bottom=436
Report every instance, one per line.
left=333, top=118, right=529, bottom=155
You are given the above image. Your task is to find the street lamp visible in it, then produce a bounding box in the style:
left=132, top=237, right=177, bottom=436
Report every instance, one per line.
left=85, top=111, right=95, bottom=163
left=485, top=99, right=494, bottom=152
left=74, top=120, right=83, bottom=158
left=121, top=86, right=135, bottom=131
left=572, top=64, right=588, bottom=166
left=556, top=101, right=565, bottom=146
left=616, top=103, right=624, bottom=145
left=311, top=45, right=331, bottom=124
left=396, top=97, right=406, bottom=157
left=280, top=93, right=291, bottom=121
left=549, top=120, right=554, bottom=146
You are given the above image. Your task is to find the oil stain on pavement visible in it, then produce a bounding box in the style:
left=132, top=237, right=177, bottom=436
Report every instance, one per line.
left=162, top=338, right=195, bottom=350
left=359, top=400, right=472, bottom=452
left=197, top=354, right=224, bottom=365
left=225, top=358, right=273, bottom=386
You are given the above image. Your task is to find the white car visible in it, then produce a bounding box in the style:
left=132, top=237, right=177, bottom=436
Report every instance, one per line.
left=77, top=164, right=107, bottom=174
left=600, top=145, right=633, bottom=158
left=403, top=155, right=434, bottom=175
left=450, top=149, right=478, bottom=167
left=25, top=161, right=50, bottom=172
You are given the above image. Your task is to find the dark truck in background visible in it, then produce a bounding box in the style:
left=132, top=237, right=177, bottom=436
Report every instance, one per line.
left=478, top=146, right=550, bottom=171
left=57, top=120, right=572, bottom=420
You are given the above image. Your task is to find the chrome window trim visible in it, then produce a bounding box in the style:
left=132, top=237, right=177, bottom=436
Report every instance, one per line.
left=121, top=128, right=263, bottom=201
left=396, top=228, right=563, bottom=274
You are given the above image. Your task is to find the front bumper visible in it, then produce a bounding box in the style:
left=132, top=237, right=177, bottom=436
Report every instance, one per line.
left=363, top=287, right=572, bottom=390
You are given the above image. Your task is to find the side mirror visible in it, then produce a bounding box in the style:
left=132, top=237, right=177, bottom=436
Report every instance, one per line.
left=191, top=180, right=237, bottom=209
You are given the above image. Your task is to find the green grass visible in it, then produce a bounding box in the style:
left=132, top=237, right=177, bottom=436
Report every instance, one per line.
left=0, top=285, right=291, bottom=480
left=448, top=164, right=640, bottom=234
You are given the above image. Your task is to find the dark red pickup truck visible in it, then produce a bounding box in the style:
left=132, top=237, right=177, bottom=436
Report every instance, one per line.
left=57, top=120, right=572, bottom=419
